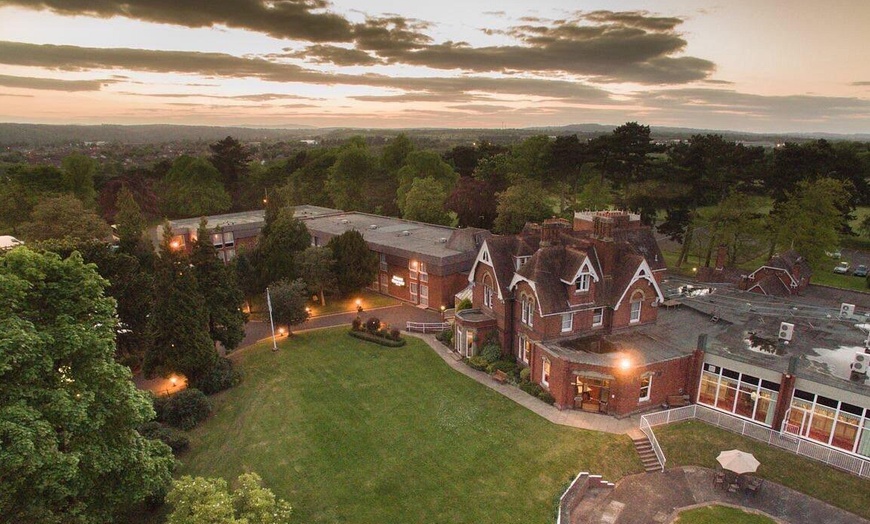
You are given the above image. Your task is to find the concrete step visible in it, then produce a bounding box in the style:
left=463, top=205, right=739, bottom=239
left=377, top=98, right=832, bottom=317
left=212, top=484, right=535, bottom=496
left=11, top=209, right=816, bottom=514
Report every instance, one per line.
left=630, top=434, right=662, bottom=473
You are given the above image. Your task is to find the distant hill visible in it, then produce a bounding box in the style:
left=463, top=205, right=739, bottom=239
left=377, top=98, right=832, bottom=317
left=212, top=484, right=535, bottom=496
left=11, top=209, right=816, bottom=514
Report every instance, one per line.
left=0, top=123, right=315, bottom=146
left=0, top=122, right=866, bottom=146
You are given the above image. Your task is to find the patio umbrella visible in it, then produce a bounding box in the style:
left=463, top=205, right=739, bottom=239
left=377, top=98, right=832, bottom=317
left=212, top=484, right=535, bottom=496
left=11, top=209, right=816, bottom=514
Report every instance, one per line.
left=716, top=449, right=760, bottom=475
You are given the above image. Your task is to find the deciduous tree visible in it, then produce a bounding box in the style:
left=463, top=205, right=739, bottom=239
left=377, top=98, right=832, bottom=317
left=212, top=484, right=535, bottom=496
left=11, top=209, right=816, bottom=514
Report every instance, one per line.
left=61, top=152, right=98, bottom=207
left=493, top=179, right=553, bottom=234
left=158, top=155, right=231, bottom=218
left=19, top=194, right=111, bottom=242
left=166, top=473, right=292, bottom=524
left=402, top=177, right=453, bottom=225
left=269, top=278, right=310, bottom=334
left=298, top=246, right=337, bottom=307
left=0, top=247, right=173, bottom=523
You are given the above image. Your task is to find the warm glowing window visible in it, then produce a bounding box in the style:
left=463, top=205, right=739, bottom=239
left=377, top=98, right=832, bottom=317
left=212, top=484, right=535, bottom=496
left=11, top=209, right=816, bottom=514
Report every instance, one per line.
left=542, top=358, right=550, bottom=387
left=639, top=375, right=652, bottom=401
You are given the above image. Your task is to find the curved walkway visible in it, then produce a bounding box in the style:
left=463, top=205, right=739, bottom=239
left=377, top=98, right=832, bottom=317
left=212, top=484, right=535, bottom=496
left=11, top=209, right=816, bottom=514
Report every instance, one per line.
left=583, top=466, right=868, bottom=524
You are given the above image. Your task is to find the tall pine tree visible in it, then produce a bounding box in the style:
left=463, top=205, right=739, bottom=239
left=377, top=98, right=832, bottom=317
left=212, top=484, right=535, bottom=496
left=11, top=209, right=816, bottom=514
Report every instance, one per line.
left=191, top=219, right=248, bottom=352
left=145, top=225, right=217, bottom=382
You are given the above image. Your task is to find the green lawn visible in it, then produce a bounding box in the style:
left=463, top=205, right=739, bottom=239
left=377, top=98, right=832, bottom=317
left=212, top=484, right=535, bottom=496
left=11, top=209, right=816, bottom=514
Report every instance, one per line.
left=177, top=328, right=641, bottom=524
left=248, top=288, right=401, bottom=321
left=673, top=505, right=776, bottom=524
left=656, top=421, right=870, bottom=520
left=808, top=269, right=869, bottom=291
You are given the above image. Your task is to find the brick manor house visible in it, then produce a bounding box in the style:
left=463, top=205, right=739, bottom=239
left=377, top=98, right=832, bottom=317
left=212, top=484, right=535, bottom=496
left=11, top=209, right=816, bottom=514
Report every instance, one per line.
left=453, top=210, right=694, bottom=417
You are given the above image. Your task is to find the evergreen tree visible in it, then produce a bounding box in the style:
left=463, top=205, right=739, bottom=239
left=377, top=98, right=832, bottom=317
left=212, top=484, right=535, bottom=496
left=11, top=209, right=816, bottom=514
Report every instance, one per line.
left=0, top=247, right=173, bottom=523
left=145, top=225, right=217, bottom=382
left=61, top=152, right=98, bottom=207
left=114, top=185, right=149, bottom=256
left=327, top=230, right=378, bottom=295
left=493, top=179, right=553, bottom=234
left=191, top=219, right=248, bottom=352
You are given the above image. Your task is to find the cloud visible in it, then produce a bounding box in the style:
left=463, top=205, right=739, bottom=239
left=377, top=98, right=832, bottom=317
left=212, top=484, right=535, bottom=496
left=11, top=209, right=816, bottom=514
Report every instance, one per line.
left=120, top=91, right=320, bottom=101
left=0, top=40, right=612, bottom=102
left=4, top=2, right=715, bottom=84
left=851, top=81, right=870, bottom=86
left=3, top=0, right=353, bottom=42
left=283, top=44, right=382, bottom=66
left=0, top=73, right=110, bottom=91
left=446, top=104, right=516, bottom=113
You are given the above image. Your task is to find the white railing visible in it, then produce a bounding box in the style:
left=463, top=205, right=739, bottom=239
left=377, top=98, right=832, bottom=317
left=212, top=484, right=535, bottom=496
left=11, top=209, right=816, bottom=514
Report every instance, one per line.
left=639, top=414, right=666, bottom=471
left=641, top=404, right=870, bottom=479
left=405, top=321, right=451, bottom=333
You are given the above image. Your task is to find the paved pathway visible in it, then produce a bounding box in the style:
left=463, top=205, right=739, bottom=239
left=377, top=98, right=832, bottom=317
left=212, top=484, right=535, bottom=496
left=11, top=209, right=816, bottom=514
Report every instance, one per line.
left=584, top=466, right=868, bottom=524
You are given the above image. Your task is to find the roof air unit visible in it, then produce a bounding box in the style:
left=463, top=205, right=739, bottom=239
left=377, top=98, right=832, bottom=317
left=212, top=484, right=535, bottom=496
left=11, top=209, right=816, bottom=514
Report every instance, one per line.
left=852, top=352, right=869, bottom=374
left=339, top=219, right=350, bottom=224
left=778, top=322, right=794, bottom=341
left=369, top=224, right=378, bottom=230
left=400, top=230, right=411, bottom=236
left=840, top=303, right=855, bottom=318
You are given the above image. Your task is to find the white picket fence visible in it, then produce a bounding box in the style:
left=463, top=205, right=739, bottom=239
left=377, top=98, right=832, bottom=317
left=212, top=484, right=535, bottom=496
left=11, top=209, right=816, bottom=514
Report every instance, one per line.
left=640, top=404, right=870, bottom=478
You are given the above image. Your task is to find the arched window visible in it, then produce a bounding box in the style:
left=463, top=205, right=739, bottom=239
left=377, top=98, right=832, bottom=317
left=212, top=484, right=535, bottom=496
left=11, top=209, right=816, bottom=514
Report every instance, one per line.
left=520, top=293, right=534, bottom=327
left=630, top=290, right=644, bottom=323
left=483, top=274, right=494, bottom=308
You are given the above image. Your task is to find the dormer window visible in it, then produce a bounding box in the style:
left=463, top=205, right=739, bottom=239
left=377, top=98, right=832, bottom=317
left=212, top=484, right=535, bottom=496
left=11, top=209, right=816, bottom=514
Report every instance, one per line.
left=515, top=255, right=530, bottom=270
left=575, top=273, right=591, bottom=292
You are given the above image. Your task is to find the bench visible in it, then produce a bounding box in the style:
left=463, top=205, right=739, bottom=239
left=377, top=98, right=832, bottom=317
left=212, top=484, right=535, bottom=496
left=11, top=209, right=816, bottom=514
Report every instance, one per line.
left=662, top=395, right=691, bottom=409
left=492, top=369, right=508, bottom=384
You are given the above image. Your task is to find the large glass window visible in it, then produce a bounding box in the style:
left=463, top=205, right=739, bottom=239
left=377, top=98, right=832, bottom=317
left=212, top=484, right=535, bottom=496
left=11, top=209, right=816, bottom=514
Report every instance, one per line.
left=379, top=253, right=387, bottom=272
left=222, top=231, right=234, bottom=247
left=409, top=260, right=418, bottom=280
left=697, top=364, right=779, bottom=427
left=787, top=390, right=870, bottom=456
left=521, top=295, right=534, bottom=327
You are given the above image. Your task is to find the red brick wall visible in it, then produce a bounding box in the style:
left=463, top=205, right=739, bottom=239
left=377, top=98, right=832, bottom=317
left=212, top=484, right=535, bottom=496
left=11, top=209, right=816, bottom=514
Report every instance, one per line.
left=610, top=279, right=658, bottom=329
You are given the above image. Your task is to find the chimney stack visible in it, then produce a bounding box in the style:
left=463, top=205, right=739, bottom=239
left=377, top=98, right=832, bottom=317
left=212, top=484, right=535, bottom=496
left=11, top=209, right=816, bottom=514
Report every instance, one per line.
left=540, top=217, right=570, bottom=247
left=715, top=245, right=727, bottom=271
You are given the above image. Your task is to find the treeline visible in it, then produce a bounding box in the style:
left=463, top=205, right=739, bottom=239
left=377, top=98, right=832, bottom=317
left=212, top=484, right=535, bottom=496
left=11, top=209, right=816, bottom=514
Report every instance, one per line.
left=3, top=123, right=870, bottom=269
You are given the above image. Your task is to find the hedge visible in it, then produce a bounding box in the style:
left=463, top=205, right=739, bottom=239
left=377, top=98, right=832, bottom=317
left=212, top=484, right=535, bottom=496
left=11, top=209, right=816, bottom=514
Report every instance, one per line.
left=348, top=330, right=407, bottom=347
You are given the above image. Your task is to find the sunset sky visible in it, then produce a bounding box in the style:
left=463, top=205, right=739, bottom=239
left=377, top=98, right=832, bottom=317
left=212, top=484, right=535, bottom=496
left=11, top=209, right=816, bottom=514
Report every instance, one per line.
left=0, top=0, right=868, bottom=133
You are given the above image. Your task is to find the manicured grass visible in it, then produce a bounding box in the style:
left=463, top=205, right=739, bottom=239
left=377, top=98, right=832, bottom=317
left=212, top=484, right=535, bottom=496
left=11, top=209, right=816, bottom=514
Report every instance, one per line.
left=248, top=289, right=400, bottom=321
left=673, top=505, right=776, bottom=524
left=177, top=328, right=641, bottom=524
left=809, top=270, right=869, bottom=291
left=656, top=421, right=870, bottom=520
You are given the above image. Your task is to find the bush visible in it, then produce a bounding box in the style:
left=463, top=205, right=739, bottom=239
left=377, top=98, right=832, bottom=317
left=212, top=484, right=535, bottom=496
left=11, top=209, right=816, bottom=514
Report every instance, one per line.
left=351, top=316, right=363, bottom=331
left=436, top=328, right=454, bottom=346
left=138, top=421, right=190, bottom=454
left=537, top=390, right=556, bottom=405
left=487, top=360, right=519, bottom=380
left=348, top=330, right=406, bottom=347
left=191, top=357, right=241, bottom=395
left=519, top=367, right=531, bottom=383
left=456, top=297, right=472, bottom=311
left=480, top=342, right=502, bottom=364
left=365, top=317, right=380, bottom=334
left=519, top=381, right=541, bottom=396
left=156, top=388, right=212, bottom=430
left=389, top=328, right=401, bottom=341
left=466, top=355, right=490, bottom=371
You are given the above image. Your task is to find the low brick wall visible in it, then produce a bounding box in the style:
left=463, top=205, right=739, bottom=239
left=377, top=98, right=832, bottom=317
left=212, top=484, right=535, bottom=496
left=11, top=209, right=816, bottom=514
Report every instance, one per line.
left=557, top=472, right=610, bottom=524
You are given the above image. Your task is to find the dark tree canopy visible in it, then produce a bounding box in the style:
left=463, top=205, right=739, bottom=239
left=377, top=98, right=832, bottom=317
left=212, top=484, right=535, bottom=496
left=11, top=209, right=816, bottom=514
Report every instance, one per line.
left=158, top=155, right=231, bottom=218
left=0, top=247, right=173, bottom=523
left=191, top=220, right=248, bottom=352
left=327, top=229, right=378, bottom=295
left=257, top=207, right=311, bottom=286
left=209, top=136, right=251, bottom=209
left=446, top=177, right=498, bottom=229
left=19, top=194, right=111, bottom=242
left=268, top=278, right=310, bottom=333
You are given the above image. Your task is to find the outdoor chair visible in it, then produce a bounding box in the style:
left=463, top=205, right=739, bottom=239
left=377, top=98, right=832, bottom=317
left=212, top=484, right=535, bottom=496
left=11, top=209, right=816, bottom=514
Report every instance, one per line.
left=713, top=471, right=726, bottom=488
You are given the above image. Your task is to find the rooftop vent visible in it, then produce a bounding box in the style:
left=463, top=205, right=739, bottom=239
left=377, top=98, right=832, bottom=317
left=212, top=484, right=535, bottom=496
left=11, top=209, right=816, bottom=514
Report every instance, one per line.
left=437, top=237, right=447, bottom=243
left=400, top=230, right=411, bottom=236
left=339, top=219, right=350, bottom=224
left=369, top=224, right=379, bottom=230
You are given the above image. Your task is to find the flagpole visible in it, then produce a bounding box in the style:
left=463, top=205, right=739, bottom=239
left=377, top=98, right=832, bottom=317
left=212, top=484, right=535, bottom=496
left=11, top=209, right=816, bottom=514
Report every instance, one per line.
left=267, top=286, right=278, bottom=351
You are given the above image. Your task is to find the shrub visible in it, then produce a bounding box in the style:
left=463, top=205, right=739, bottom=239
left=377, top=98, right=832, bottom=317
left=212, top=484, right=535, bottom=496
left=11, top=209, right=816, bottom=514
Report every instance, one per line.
left=365, top=317, right=380, bottom=334
left=466, top=355, right=490, bottom=371
left=157, top=388, right=212, bottom=430
left=537, top=389, right=556, bottom=405
left=519, top=381, right=541, bottom=396
left=389, top=328, right=401, bottom=341
left=436, top=328, right=454, bottom=346
left=519, top=367, right=531, bottom=383
left=351, top=316, right=363, bottom=331
left=480, top=342, right=502, bottom=364
left=348, top=330, right=406, bottom=347
left=487, top=360, right=519, bottom=379
left=456, top=297, right=472, bottom=311
left=138, top=421, right=190, bottom=453
left=191, top=357, right=241, bottom=395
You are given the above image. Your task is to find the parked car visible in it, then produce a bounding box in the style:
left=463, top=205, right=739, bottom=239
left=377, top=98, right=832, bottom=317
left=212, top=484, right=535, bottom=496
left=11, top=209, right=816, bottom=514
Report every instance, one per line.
left=833, top=261, right=850, bottom=274
left=826, top=249, right=842, bottom=259
left=854, top=265, right=868, bottom=277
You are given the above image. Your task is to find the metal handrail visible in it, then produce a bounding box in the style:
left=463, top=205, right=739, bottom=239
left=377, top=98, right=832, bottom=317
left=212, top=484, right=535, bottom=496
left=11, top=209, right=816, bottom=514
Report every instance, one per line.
left=405, top=321, right=451, bottom=333
left=639, top=413, right=667, bottom=471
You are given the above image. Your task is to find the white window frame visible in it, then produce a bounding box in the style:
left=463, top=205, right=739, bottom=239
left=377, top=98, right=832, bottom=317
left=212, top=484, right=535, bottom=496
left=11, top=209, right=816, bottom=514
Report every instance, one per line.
left=483, top=274, right=493, bottom=308
left=419, top=262, right=428, bottom=283
left=212, top=233, right=223, bottom=247
left=575, top=273, right=590, bottom=292
left=592, top=308, right=604, bottom=327
left=420, top=284, right=429, bottom=307
left=561, top=313, right=573, bottom=332
left=639, top=374, right=652, bottom=401
left=518, top=334, right=530, bottom=364
left=522, top=296, right=534, bottom=327
left=410, top=282, right=418, bottom=303
left=630, top=299, right=642, bottom=323
left=542, top=358, right=550, bottom=387
left=222, top=231, right=234, bottom=247
left=409, top=260, right=418, bottom=280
